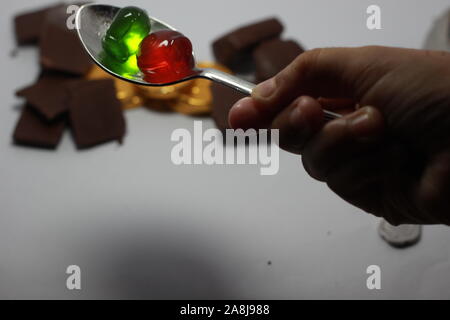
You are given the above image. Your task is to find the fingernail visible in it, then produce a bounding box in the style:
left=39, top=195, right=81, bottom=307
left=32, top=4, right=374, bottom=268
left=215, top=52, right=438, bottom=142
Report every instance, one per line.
left=253, top=78, right=275, bottom=98
left=228, top=97, right=259, bottom=129
left=290, top=99, right=310, bottom=130
left=289, top=105, right=303, bottom=127
left=349, top=109, right=373, bottom=137
left=230, top=97, right=250, bottom=111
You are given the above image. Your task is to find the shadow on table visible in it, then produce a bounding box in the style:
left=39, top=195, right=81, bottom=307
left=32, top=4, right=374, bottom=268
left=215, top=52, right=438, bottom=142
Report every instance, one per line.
left=81, top=217, right=234, bottom=299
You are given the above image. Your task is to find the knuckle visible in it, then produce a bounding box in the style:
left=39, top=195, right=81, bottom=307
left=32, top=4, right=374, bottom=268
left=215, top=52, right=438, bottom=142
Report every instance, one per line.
left=275, top=48, right=323, bottom=87
left=322, top=117, right=349, bottom=139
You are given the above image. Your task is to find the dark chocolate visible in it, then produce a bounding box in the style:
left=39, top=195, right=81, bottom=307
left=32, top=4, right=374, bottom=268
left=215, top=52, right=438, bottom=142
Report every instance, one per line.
left=39, top=6, right=93, bottom=75
left=16, top=71, right=77, bottom=121
left=13, top=105, right=66, bottom=149
left=253, top=39, right=304, bottom=83
left=211, top=82, right=246, bottom=131
left=14, top=3, right=64, bottom=45
left=68, top=79, right=126, bottom=149
left=212, top=18, right=283, bottom=69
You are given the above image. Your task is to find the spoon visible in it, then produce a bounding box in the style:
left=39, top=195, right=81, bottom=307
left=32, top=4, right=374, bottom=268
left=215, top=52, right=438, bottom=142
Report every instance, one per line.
left=75, top=3, right=341, bottom=121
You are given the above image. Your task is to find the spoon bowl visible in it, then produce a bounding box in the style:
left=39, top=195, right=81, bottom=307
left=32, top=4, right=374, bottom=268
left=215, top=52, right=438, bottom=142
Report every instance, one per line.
left=75, top=3, right=199, bottom=86
left=76, top=3, right=341, bottom=120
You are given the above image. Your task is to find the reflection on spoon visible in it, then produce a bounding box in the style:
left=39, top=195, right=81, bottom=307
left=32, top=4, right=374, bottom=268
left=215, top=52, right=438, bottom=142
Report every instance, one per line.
left=99, top=51, right=140, bottom=79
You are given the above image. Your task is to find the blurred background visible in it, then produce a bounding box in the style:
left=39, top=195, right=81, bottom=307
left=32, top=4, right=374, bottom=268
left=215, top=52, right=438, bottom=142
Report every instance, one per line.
left=1, top=0, right=450, bottom=299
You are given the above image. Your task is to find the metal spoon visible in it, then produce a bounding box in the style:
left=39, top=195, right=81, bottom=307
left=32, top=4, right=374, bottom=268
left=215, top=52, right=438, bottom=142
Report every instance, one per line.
left=75, top=3, right=341, bottom=121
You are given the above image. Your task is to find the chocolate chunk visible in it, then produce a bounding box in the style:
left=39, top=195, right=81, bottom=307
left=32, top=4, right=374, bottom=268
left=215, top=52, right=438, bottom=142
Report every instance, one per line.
left=16, top=71, right=77, bottom=121
left=39, top=6, right=93, bottom=75
left=211, top=82, right=246, bottom=131
left=448, top=11, right=450, bottom=40
left=13, top=105, right=65, bottom=149
left=253, top=39, right=304, bottom=83
left=68, top=79, right=126, bottom=149
left=212, top=18, right=283, bottom=70
left=14, top=3, right=64, bottom=45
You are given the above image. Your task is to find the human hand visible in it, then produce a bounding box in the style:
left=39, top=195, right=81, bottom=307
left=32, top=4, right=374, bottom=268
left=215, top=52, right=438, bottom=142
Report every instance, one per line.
left=229, top=46, right=450, bottom=225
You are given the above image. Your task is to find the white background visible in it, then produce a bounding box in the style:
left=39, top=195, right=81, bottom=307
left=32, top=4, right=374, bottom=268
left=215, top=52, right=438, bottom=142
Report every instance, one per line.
left=1, top=0, right=450, bottom=299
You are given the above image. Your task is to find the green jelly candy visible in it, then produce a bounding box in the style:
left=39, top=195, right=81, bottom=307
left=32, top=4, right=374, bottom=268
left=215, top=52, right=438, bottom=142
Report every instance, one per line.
left=100, top=51, right=139, bottom=78
left=102, top=6, right=151, bottom=63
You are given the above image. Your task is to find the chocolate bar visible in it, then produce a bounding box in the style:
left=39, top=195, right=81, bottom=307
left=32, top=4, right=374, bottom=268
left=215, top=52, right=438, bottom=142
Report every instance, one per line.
left=14, top=3, right=64, bottom=45
left=68, top=79, right=126, bottom=149
left=13, top=105, right=66, bottom=149
left=253, top=39, right=304, bottom=83
left=212, top=18, right=283, bottom=69
left=211, top=82, right=246, bottom=131
left=16, top=71, right=77, bottom=121
left=39, top=6, right=93, bottom=75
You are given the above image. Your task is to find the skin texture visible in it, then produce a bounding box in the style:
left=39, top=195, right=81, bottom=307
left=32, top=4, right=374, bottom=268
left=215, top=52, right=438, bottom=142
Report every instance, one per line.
left=228, top=46, right=450, bottom=225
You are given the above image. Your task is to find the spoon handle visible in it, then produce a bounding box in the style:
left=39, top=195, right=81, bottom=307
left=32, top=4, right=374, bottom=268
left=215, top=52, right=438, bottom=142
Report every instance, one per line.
left=200, top=68, right=255, bottom=95
left=199, top=68, right=341, bottom=121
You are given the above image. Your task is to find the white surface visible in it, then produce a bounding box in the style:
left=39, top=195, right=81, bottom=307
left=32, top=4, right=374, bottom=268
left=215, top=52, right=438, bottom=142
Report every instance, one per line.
left=1, top=0, right=450, bottom=299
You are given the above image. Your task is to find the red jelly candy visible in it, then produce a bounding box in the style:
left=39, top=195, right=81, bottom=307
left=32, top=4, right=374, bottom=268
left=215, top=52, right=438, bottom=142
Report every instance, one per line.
left=137, top=30, right=195, bottom=84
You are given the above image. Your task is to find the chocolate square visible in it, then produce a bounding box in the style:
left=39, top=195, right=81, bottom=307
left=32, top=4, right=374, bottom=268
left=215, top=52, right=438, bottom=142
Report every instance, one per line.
left=39, top=5, right=93, bottom=75
left=447, top=9, right=450, bottom=41
left=253, top=39, right=304, bottom=83
left=211, top=82, right=246, bottom=131
left=16, top=71, right=77, bottom=121
left=13, top=105, right=66, bottom=149
left=212, top=18, right=283, bottom=69
left=68, top=79, right=126, bottom=149
left=14, top=3, right=64, bottom=45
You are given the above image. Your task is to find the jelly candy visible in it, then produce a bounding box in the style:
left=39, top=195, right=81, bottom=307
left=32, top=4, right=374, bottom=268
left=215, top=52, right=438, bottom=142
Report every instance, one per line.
left=102, top=6, right=151, bottom=63
left=137, top=30, right=195, bottom=84
left=100, top=51, right=140, bottom=78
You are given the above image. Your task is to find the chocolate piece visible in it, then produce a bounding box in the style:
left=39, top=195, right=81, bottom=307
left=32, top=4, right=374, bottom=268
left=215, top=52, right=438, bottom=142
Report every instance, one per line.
left=13, top=105, right=65, bottom=149
left=423, top=8, right=450, bottom=52
left=211, top=82, right=246, bottom=131
left=212, top=18, right=283, bottom=69
left=14, top=3, right=63, bottom=45
left=253, top=39, right=304, bottom=83
left=448, top=10, right=450, bottom=40
left=68, top=79, right=126, bottom=149
left=16, top=71, right=77, bottom=121
left=39, top=6, right=93, bottom=75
